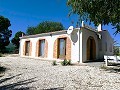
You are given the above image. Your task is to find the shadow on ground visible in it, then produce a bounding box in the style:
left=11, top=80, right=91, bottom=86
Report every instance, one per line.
left=0, top=66, right=7, bottom=77
left=0, top=74, right=37, bottom=90
left=0, top=66, right=6, bottom=73
left=106, top=63, right=120, bottom=73
left=100, top=64, right=120, bottom=73
left=43, top=87, right=64, bottom=90
left=108, top=66, right=120, bottom=73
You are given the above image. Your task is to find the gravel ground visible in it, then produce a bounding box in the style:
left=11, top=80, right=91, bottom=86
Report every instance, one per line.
left=0, top=55, right=120, bottom=90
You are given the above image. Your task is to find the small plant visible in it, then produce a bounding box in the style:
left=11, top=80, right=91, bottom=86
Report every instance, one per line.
left=61, top=59, right=68, bottom=66
left=100, top=65, right=108, bottom=70
left=52, top=60, right=57, bottom=66
left=67, top=60, right=71, bottom=65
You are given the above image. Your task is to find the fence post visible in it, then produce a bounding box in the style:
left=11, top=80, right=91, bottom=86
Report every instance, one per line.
left=105, top=56, right=108, bottom=66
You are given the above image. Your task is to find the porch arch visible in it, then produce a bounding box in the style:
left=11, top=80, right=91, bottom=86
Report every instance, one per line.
left=86, top=36, right=96, bottom=61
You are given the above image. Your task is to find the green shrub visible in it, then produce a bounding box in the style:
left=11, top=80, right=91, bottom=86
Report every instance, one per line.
left=67, top=60, right=71, bottom=65
left=100, top=65, right=108, bottom=70
left=61, top=59, right=67, bottom=66
left=61, top=59, right=70, bottom=66
left=52, top=60, right=57, bottom=66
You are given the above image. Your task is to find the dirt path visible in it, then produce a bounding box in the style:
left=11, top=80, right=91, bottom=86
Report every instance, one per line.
left=0, top=55, right=120, bottom=90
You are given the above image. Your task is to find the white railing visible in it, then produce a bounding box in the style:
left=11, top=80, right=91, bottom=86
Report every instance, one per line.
left=104, top=55, right=120, bottom=66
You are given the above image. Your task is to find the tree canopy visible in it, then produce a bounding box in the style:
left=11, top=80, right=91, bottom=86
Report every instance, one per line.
left=26, top=21, right=64, bottom=35
left=11, top=31, right=25, bottom=49
left=0, top=16, right=12, bottom=53
left=67, top=0, right=120, bottom=34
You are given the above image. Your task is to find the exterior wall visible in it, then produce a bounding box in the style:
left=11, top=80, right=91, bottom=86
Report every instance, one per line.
left=20, top=36, right=52, bottom=58
left=36, top=39, right=48, bottom=57
left=19, top=28, right=113, bottom=63
left=19, top=31, right=80, bottom=63
left=53, top=35, right=71, bottom=60
left=81, top=28, right=113, bottom=62
left=98, top=30, right=113, bottom=58
left=82, top=28, right=99, bottom=62
left=69, top=29, right=80, bottom=63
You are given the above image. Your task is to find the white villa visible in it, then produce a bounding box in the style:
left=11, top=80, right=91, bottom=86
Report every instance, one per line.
left=19, top=22, right=113, bottom=63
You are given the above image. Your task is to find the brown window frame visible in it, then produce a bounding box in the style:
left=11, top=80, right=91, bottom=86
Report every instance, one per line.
left=57, top=38, right=66, bottom=59
left=38, top=39, right=45, bottom=57
left=25, top=41, right=30, bottom=56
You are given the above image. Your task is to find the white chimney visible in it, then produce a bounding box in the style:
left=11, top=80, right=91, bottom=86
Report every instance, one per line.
left=22, top=33, right=24, bottom=37
left=82, top=21, right=84, bottom=27
left=97, top=24, right=102, bottom=32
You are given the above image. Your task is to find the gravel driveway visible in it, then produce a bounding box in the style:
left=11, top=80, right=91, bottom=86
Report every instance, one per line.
left=0, top=55, right=120, bottom=90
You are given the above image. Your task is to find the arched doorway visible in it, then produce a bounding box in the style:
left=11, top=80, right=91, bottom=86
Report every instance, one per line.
left=87, top=36, right=96, bottom=61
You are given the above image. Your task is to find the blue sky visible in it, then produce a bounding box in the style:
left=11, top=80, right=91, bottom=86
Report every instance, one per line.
left=0, top=0, right=119, bottom=45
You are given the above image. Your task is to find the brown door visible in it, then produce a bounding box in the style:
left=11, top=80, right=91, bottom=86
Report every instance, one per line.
left=58, top=38, right=66, bottom=59
left=25, top=41, right=30, bottom=56
left=87, top=37, right=96, bottom=61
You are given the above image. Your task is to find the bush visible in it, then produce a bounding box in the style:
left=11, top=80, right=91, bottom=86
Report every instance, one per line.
left=52, top=60, right=57, bottom=66
left=61, top=59, right=68, bottom=66
left=100, top=65, right=108, bottom=70
left=67, top=60, right=71, bottom=65
left=61, top=59, right=71, bottom=66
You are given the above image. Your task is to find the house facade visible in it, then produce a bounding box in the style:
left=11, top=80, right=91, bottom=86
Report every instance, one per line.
left=19, top=24, right=113, bottom=63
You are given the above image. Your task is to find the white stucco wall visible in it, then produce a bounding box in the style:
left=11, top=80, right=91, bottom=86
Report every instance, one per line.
left=70, top=29, right=80, bottom=63
left=19, top=31, right=80, bottom=63
left=81, top=28, right=99, bottom=62
left=19, top=28, right=113, bottom=63
left=81, top=28, right=113, bottom=62
left=98, top=30, right=113, bottom=58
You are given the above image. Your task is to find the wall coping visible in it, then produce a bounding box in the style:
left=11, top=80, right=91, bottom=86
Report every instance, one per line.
left=20, top=30, right=67, bottom=39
